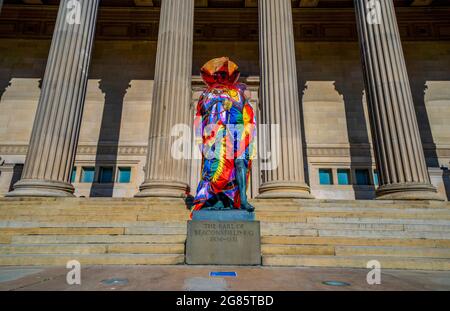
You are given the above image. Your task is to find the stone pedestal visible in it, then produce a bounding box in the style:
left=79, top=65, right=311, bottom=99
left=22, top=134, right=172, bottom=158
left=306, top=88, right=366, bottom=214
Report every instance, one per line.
left=186, top=210, right=261, bottom=265
left=429, top=168, right=449, bottom=201
left=0, top=162, right=14, bottom=196
left=444, top=170, right=450, bottom=201
left=193, top=210, right=256, bottom=221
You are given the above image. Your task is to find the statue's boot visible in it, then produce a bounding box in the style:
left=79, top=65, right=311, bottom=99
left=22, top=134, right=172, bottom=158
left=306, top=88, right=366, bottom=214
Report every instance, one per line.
left=235, top=159, right=255, bottom=212
left=211, top=199, right=225, bottom=210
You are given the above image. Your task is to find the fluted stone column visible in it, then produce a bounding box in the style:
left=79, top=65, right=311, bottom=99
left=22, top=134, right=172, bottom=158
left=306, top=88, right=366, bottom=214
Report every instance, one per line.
left=7, top=0, right=99, bottom=197
left=257, top=0, right=312, bottom=199
left=354, top=0, right=441, bottom=200
left=136, top=0, right=194, bottom=198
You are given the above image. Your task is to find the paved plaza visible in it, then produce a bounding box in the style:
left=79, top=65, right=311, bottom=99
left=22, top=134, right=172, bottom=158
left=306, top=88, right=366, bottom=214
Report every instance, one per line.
left=1, top=265, right=450, bottom=291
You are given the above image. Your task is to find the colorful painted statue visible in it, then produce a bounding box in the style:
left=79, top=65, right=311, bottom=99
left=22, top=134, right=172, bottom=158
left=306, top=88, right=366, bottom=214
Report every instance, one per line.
left=191, top=57, right=256, bottom=214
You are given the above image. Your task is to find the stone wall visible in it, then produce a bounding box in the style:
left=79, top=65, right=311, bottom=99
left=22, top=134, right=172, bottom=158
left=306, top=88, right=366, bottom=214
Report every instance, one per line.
left=0, top=38, right=449, bottom=199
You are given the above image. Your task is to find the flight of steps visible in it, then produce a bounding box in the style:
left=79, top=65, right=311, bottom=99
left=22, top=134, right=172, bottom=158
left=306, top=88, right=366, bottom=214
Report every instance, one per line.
left=257, top=199, right=450, bottom=271
left=0, top=198, right=189, bottom=266
left=0, top=197, right=449, bottom=270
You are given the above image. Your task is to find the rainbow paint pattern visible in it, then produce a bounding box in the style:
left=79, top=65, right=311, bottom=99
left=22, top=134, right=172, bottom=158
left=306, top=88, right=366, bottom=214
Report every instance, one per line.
left=191, top=57, right=256, bottom=216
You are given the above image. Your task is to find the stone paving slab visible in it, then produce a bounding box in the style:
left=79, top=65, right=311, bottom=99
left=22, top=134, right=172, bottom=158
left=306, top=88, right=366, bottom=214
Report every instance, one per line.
left=0, top=265, right=450, bottom=291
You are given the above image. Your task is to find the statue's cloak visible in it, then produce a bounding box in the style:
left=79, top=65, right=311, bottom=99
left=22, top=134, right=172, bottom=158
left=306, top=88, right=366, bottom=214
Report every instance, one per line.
left=191, top=57, right=256, bottom=214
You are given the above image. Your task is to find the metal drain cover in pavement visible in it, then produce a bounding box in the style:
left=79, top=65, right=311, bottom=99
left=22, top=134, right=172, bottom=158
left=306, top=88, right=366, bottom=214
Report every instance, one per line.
left=322, top=280, right=351, bottom=287
left=101, top=278, right=129, bottom=286
left=0, top=269, right=43, bottom=283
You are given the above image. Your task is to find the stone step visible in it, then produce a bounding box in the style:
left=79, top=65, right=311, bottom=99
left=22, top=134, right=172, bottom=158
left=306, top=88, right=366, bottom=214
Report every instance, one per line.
left=124, top=226, right=187, bottom=235
left=11, top=234, right=187, bottom=244
left=4, top=222, right=438, bottom=237
left=306, top=217, right=450, bottom=226
left=405, top=224, right=450, bottom=232
left=312, top=200, right=446, bottom=209
left=262, top=255, right=450, bottom=270
left=107, top=244, right=184, bottom=254
left=0, top=205, right=187, bottom=211
left=0, top=235, right=11, bottom=244
left=0, top=244, right=107, bottom=254
left=262, top=222, right=450, bottom=232
left=257, top=215, right=307, bottom=222
left=317, top=229, right=450, bottom=239
left=0, top=254, right=185, bottom=266
left=0, top=214, right=189, bottom=222
left=255, top=205, right=444, bottom=212
left=1, top=198, right=445, bottom=208
left=0, top=210, right=186, bottom=216
left=260, top=211, right=450, bottom=221
left=261, top=222, right=406, bottom=231
left=261, top=236, right=450, bottom=248
left=0, top=206, right=179, bottom=212
left=255, top=202, right=448, bottom=210
left=1, top=198, right=449, bottom=270
left=262, top=244, right=335, bottom=256
left=261, top=227, right=318, bottom=236
left=263, top=244, right=450, bottom=258
left=2, top=209, right=448, bottom=223
left=1, top=216, right=447, bottom=228
left=261, top=226, right=450, bottom=238
left=0, top=197, right=185, bottom=203
left=0, top=205, right=188, bottom=213
left=1, top=197, right=446, bottom=209
left=0, top=221, right=186, bottom=228
left=137, top=214, right=189, bottom=221
left=299, top=206, right=450, bottom=213
left=0, top=204, right=187, bottom=211
left=335, top=246, right=450, bottom=258
left=0, top=243, right=184, bottom=255
left=0, top=215, right=139, bottom=222
left=5, top=207, right=445, bottom=214
left=0, top=198, right=184, bottom=203
left=300, top=212, right=450, bottom=220
left=1, top=210, right=447, bottom=222
left=256, top=206, right=450, bottom=213
left=269, top=203, right=448, bottom=210
left=256, top=198, right=442, bottom=206
left=0, top=227, right=125, bottom=235
left=11, top=222, right=433, bottom=241
left=2, top=209, right=448, bottom=224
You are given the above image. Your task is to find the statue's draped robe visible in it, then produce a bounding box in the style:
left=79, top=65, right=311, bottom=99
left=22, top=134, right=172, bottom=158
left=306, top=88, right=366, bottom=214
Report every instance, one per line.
left=192, top=82, right=256, bottom=213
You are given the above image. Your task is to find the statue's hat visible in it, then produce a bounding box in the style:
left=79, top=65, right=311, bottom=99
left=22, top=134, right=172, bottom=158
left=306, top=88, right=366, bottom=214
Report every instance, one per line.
left=201, top=57, right=240, bottom=86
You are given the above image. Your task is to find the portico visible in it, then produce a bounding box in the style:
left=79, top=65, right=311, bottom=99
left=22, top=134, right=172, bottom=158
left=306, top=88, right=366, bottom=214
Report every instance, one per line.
left=0, top=0, right=447, bottom=201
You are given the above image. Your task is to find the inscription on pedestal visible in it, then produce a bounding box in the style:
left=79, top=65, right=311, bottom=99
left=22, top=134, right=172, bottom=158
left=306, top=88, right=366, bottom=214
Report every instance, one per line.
left=186, top=221, right=261, bottom=265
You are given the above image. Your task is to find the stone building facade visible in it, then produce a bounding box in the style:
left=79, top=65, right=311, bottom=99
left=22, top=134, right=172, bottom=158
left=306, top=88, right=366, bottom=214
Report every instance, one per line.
left=0, top=0, right=449, bottom=201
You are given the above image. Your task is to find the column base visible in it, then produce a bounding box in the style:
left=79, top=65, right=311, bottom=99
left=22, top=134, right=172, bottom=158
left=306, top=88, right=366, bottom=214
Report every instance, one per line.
left=135, top=180, right=189, bottom=198
left=257, top=181, right=314, bottom=199
left=5, top=179, right=75, bottom=197
left=376, top=182, right=444, bottom=201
